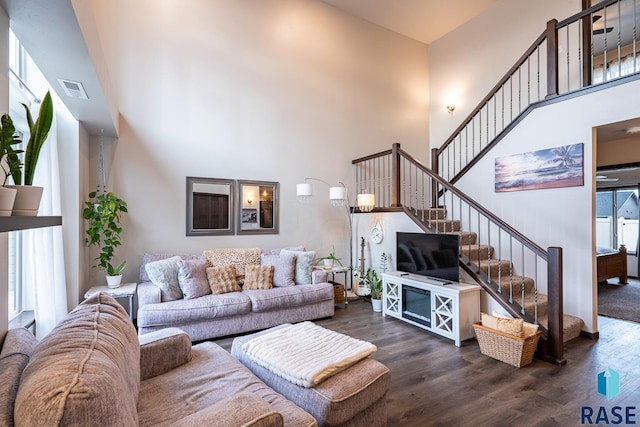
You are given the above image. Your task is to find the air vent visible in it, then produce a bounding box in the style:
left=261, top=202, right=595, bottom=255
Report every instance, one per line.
left=57, top=79, right=88, bottom=100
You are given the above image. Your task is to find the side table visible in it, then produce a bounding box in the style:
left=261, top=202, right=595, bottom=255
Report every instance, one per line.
left=84, top=283, right=137, bottom=321
left=314, top=266, right=349, bottom=306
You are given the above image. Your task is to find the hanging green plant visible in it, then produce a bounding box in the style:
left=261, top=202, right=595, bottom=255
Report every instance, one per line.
left=83, top=191, right=128, bottom=276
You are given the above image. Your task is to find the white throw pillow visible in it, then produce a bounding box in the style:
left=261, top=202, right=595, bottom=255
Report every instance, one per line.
left=280, top=250, right=315, bottom=285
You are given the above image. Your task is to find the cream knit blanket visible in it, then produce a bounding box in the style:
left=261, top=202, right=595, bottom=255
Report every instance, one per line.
left=242, top=322, right=377, bottom=388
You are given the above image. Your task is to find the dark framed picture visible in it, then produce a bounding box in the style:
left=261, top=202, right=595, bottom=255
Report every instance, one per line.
left=241, top=208, right=258, bottom=224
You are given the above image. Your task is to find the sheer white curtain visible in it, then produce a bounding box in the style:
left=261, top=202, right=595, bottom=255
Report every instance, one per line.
left=22, top=108, right=68, bottom=338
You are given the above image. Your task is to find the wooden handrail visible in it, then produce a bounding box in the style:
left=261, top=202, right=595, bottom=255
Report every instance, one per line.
left=396, top=146, right=548, bottom=260
left=436, top=0, right=624, bottom=181
left=435, top=31, right=546, bottom=157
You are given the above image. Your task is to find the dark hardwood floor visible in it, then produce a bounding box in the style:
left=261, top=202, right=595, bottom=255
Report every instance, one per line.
left=214, top=299, right=640, bottom=427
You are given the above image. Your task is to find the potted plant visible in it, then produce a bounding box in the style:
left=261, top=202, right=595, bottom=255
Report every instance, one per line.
left=363, top=268, right=383, bottom=312
left=0, top=114, right=22, bottom=216
left=316, top=246, right=342, bottom=268
left=4, top=91, right=54, bottom=216
left=83, top=191, right=128, bottom=288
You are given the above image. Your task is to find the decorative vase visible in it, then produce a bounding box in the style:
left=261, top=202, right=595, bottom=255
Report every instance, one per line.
left=0, top=186, right=18, bottom=216
left=357, top=281, right=370, bottom=296
left=106, top=274, right=123, bottom=289
left=371, top=298, right=382, bottom=312
left=323, top=259, right=334, bottom=268
left=5, top=185, right=43, bottom=216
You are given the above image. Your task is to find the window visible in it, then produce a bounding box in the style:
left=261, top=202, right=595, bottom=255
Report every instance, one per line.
left=596, top=188, right=639, bottom=254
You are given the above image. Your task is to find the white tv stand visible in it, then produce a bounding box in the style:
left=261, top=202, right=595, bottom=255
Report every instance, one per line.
left=381, top=271, right=481, bottom=346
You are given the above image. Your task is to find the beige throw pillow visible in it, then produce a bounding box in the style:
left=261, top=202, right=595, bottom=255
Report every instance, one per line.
left=480, top=312, right=498, bottom=329
left=243, top=265, right=274, bottom=290
left=206, top=265, right=241, bottom=294
left=495, top=317, right=525, bottom=337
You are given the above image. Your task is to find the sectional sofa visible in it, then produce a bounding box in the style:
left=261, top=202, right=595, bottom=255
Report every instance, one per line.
left=1, top=293, right=317, bottom=426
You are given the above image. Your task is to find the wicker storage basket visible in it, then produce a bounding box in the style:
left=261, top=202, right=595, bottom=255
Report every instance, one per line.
left=332, top=283, right=345, bottom=304
left=473, top=322, right=542, bottom=368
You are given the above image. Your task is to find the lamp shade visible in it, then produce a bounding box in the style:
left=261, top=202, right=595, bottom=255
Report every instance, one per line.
left=329, top=186, right=347, bottom=201
left=297, top=183, right=312, bottom=197
left=357, top=193, right=375, bottom=212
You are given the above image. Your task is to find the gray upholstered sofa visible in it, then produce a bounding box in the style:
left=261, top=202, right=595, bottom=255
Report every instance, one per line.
left=1, top=293, right=317, bottom=426
left=136, top=249, right=336, bottom=341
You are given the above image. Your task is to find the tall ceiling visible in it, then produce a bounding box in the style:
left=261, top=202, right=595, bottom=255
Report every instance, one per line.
left=319, top=0, right=499, bottom=44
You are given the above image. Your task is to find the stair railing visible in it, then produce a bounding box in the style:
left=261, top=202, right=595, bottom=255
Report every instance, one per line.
left=435, top=0, right=637, bottom=184
left=354, top=143, right=565, bottom=365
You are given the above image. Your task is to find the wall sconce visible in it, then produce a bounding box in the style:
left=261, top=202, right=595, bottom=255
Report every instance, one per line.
left=357, top=193, right=375, bottom=212
left=247, top=198, right=253, bottom=205
left=446, top=104, right=456, bottom=114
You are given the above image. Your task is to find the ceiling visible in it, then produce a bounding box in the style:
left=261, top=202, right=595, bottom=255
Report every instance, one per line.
left=319, top=0, right=499, bottom=44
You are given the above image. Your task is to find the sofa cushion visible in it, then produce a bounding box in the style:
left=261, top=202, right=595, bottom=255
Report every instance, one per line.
left=137, top=292, right=252, bottom=327
left=203, top=247, right=261, bottom=276
left=140, top=253, right=205, bottom=282
left=14, top=293, right=140, bottom=426
left=243, top=283, right=334, bottom=313
left=244, top=265, right=274, bottom=290
left=261, top=252, right=296, bottom=287
left=0, top=328, right=38, bottom=427
left=177, top=258, right=211, bottom=299
left=280, top=250, right=315, bottom=285
left=137, top=341, right=315, bottom=427
left=146, top=256, right=184, bottom=301
left=207, top=265, right=242, bottom=294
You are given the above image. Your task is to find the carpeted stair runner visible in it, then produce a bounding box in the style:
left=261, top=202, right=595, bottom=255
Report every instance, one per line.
left=420, top=209, right=584, bottom=343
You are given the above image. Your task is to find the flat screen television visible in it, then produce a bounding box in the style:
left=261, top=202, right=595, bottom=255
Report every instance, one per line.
left=396, top=232, right=460, bottom=282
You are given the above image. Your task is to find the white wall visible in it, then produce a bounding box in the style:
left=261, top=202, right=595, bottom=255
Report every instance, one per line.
left=82, top=0, right=430, bottom=285
left=428, top=0, right=579, bottom=147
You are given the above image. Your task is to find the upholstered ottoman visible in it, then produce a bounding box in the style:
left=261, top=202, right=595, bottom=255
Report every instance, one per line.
left=231, top=323, right=390, bottom=427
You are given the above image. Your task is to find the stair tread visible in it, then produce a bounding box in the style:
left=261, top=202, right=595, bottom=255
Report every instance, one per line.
left=537, top=313, right=584, bottom=343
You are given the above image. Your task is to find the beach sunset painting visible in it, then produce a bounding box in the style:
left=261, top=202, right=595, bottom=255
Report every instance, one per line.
left=495, top=143, right=584, bottom=193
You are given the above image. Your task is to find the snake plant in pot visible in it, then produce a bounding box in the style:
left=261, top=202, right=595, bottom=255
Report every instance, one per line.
left=4, top=91, right=54, bottom=216
left=83, top=191, right=128, bottom=288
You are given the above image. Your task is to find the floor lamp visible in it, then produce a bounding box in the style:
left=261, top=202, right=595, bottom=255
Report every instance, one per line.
left=297, top=178, right=354, bottom=293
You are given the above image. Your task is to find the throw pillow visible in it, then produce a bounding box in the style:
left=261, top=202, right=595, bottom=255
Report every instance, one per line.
left=523, top=321, right=539, bottom=337
left=243, top=265, right=274, bottom=290
left=261, top=252, right=296, bottom=287
left=202, top=248, right=261, bottom=276
left=145, top=256, right=183, bottom=301
left=261, top=246, right=305, bottom=256
left=480, top=312, right=498, bottom=329
left=281, top=250, right=315, bottom=285
left=206, top=265, right=241, bottom=294
left=495, top=317, right=525, bottom=337
left=177, top=259, right=211, bottom=299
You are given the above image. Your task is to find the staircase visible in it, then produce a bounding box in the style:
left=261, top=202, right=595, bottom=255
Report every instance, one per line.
left=419, top=207, right=583, bottom=343
left=348, top=1, right=640, bottom=364
left=353, top=144, right=576, bottom=365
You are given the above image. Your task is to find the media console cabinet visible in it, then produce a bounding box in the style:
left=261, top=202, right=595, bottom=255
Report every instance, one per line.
left=381, top=271, right=481, bottom=346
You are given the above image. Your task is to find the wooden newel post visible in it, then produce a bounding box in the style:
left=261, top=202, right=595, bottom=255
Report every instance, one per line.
left=431, top=147, right=439, bottom=208
left=546, top=246, right=566, bottom=366
left=546, top=19, right=559, bottom=98
left=390, top=143, right=402, bottom=207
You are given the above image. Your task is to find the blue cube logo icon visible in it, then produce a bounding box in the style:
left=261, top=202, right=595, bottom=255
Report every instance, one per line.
left=597, top=367, right=620, bottom=399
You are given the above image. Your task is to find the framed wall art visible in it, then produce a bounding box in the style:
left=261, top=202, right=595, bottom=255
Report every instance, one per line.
left=495, top=143, right=584, bottom=193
